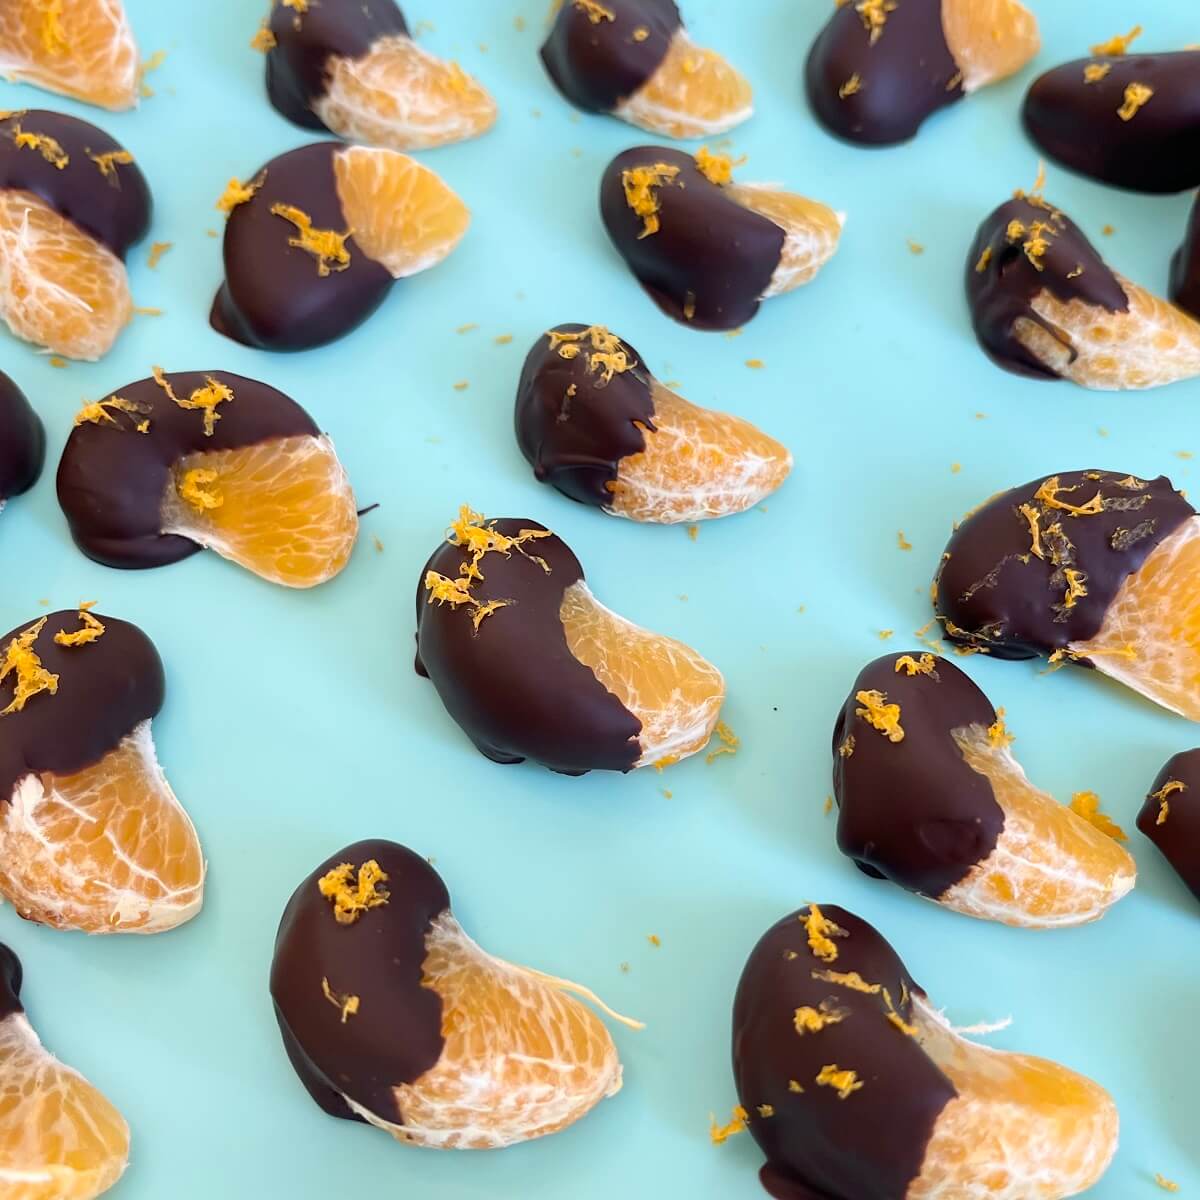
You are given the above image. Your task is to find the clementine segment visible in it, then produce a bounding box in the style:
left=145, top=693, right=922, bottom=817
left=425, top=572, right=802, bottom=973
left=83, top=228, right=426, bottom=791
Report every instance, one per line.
left=941, top=0, right=1041, bottom=93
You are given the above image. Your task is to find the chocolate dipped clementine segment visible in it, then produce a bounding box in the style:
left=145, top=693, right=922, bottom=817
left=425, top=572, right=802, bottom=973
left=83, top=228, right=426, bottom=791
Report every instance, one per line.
left=833, top=654, right=1135, bottom=927
left=0, top=0, right=139, bottom=111
left=516, top=323, right=791, bottom=523
left=415, top=507, right=725, bottom=773
left=0, top=110, right=150, bottom=360
left=600, top=146, right=842, bottom=330
left=58, top=369, right=357, bottom=587
left=0, top=944, right=131, bottom=1197
left=967, top=189, right=1200, bottom=389
left=732, top=906, right=1118, bottom=1199
left=263, top=0, right=496, bottom=150
left=0, top=611, right=204, bottom=934
left=1138, top=751, right=1200, bottom=904
left=272, top=839, right=637, bottom=1148
left=0, top=371, right=45, bottom=507
left=1171, top=193, right=1200, bottom=319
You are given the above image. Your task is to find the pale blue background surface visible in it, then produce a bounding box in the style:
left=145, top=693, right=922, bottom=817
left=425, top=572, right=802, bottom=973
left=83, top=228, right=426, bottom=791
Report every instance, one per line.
left=0, top=2, right=1197, bottom=1196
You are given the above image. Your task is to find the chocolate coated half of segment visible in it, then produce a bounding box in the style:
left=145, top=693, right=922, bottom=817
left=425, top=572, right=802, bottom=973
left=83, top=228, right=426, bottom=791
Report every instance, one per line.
left=0, top=944, right=22, bottom=1020
left=1138, top=751, right=1200, bottom=905
left=833, top=653, right=1003, bottom=898
left=57, top=370, right=318, bottom=569
left=266, top=0, right=411, bottom=131
left=966, top=195, right=1129, bottom=379
left=1171, top=195, right=1200, bottom=320
left=540, top=0, right=680, bottom=115
left=935, top=470, right=1194, bottom=659
left=1023, top=52, right=1200, bottom=194
left=0, top=110, right=151, bottom=257
left=415, top=520, right=642, bottom=773
left=599, top=146, right=784, bottom=330
left=733, top=905, right=956, bottom=1200
left=515, top=324, right=656, bottom=507
left=0, top=612, right=164, bottom=803
left=210, top=142, right=392, bottom=351
left=804, top=0, right=964, bottom=146
left=270, top=839, right=450, bottom=1124
left=0, top=373, right=45, bottom=501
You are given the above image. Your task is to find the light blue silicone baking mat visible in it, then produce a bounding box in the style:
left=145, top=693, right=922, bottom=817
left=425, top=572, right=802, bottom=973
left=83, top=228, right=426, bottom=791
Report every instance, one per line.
left=1, top=1, right=1197, bottom=1196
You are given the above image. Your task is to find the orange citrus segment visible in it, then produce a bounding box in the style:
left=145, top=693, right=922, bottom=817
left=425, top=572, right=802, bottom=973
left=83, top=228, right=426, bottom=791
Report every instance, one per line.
left=315, top=35, right=496, bottom=151
left=1072, top=515, right=1200, bottom=720
left=941, top=0, right=1041, bottom=93
left=1016, top=276, right=1200, bottom=391
left=0, top=190, right=131, bottom=361
left=333, top=145, right=469, bottom=279
left=909, top=996, right=1118, bottom=1198
left=939, top=726, right=1135, bottom=927
left=0, top=0, right=138, bottom=110
left=0, top=1012, right=130, bottom=1199
left=160, top=434, right=358, bottom=589
left=560, top=579, right=724, bottom=767
left=617, top=31, right=752, bottom=139
left=0, top=722, right=204, bottom=934
left=607, top=382, right=792, bottom=523
left=725, top=184, right=844, bottom=297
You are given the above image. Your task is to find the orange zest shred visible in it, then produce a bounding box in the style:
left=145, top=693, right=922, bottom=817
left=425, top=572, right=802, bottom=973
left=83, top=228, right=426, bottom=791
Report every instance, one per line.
left=573, top=0, right=615, bottom=21
left=0, top=619, right=59, bottom=716
left=621, top=163, right=681, bottom=239
left=147, top=241, right=172, bottom=269
left=837, top=734, right=855, bottom=758
left=1034, top=475, right=1105, bottom=517
left=816, top=1064, right=863, bottom=1100
left=975, top=246, right=993, bottom=273
left=838, top=73, right=862, bottom=99
left=1117, top=82, right=1154, bottom=122
left=1090, top=25, right=1142, bottom=56
left=1018, top=502, right=1044, bottom=558
left=1083, top=62, right=1112, bottom=84
left=321, top=977, right=361, bottom=1024
left=1069, top=791, right=1128, bottom=842
left=1062, top=568, right=1088, bottom=610
left=317, top=860, right=390, bottom=925
left=12, top=124, right=68, bottom=168
left=53, top=603, right=105, bottom=648
left=270, top=203, right=352, bottom=276
left=1151, top=779, right=1185, bottom=827
left=250, top=24, right=277, bottom=52
left=709, top=1105, right=748, bottom=1145
left=217, top=174, right=265, bottom=216
left=987, top=708, right=1015, bottom=749
left=547, top=325, right=631, bottom=384
left=89, top=149, right=134, bottom=180
left=794, top=1001, right=848, bottom=1035
left=705, top=721, right=739, bottom=764
left=804, top=904, right=845, bottom=964
left=897, top=531, right=912, bottom=551
left=694, top=146, right=742, bottom=186
left=281, top=0, right=309, bottom=11
left=152, top=367, right=233, bottom=437
left=894, top=653, right=935, bottom=677
left=40, top=0, right=68, bottom=54
left=73, top=395, right=152, bottom=430
left=178, top=468, right=224, bottom=512
left=855, top=0, right=896, bottom=45
left=854, top=690, right=904, bottom=743
left=812, top=968, right=881, bottom=995
left=1154, top=1173, right=1180, bottom=1193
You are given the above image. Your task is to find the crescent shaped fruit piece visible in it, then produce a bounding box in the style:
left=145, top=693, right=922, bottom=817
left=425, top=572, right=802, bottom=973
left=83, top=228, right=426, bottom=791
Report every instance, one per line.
left=415, top=506, right=725, bottom=773
left=934, top=469, right=1200, bottom=722
left=261, top=0, right=496, bottom=151
left=57, top=369, right=358, bottom=588
left=0, top=945, right=131, bottom=1197
left=967, top=189, right=1200, bottom=389
left=0, top=610, right=204, bottom=934
left=541, top=0, right=751, bottom=139
left=0, top=109, right=150, bottom=361
left=730, top=905, right=1118, bottom=1199
left=833, top=653, right=1136, bottom=928
left=600, top=145, right=842, bottom=331
left=210, top=141, right=468, bottom=350
left=515, top=323, right=792, bottom=523
left=271, top=839, right=639, bottom=1149
left=0, top=371, right=45, bottom=509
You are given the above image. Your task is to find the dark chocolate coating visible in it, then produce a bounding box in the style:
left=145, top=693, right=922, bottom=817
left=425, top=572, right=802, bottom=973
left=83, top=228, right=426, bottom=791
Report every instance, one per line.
left=0, top=612, right=164, bottom=803
left=210, top=143, right=392, bottom=351
left=0, top=110, right=150, bottom=258
left=540, top=0, right=680, bottom=114
left=1138, top=751, right=1200, bottom=906
left=57, top=370, right=318, bottom=570
left=966, top=196, right=1129, bottom=379
left=804, top=0, right=964, bottom=146
left=936, top=470, right=1193, bottom=659
left=514, top=324, right=656, bottom=507
left=833, top=653, right=1004, bottom=898
left=266, top=0, right=411, bottom=131
left=599, top=146, right=784, bottom=330
left=1023, top=52, right=1200, bottom=194
left=271, top=839, right=449, bottom=1124
left=0, top=943, right=21, bottom=1019
left=0, top=373, right=45, bottom=502
left=733, top=905, right=956, bottom=1200
left=1170, top=194, right=1200, bottom=320
left=415, top=519, right=642, bottom=773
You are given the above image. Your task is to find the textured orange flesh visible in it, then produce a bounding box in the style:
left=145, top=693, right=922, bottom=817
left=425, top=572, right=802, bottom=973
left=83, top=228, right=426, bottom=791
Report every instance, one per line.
left=725, top=185, right=843, bottom=297
left=940, top=0, right=1040, bottom=92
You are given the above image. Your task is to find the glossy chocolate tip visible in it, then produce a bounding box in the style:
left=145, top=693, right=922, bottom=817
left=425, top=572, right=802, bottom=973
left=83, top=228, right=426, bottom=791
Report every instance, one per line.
left=0, top=944, right=22, bottom=1019
left=833, top=653, right=1003, bottom=897
left=0, top=373, right=45, bottom=502
left=1138, top=750, right=1200, bottom=906
left=1171, top=195, right=1200, bottom=320
left=936, top=470, right=1194, bottom=659
left=270, top=838, right=449, bottom=1124
left=514, top=323, right=656, bottom=507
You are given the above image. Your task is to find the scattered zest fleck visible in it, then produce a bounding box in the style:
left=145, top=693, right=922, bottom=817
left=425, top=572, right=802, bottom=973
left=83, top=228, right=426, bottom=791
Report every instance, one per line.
left=250, top=23, right=277, bottom=52
left=855, top=0, right=896, bottom=45
left=1035, top=475, right=1104, bottom=517
left=147, top=241, right=172, bottom=269
left=894, top=654, right=935, bottom=677
left=1154, top=1173, right=1180, bottom=1193
left=794, top=1000, right=848, bottom=1035
left=89, top=149, right=133, bottom=180
left=318, top=860, right=390, bottom=925
left=855, top=690, right=904, bottom=743
left=838, top=73, right=862, bottom=99
left=12, top=124, right=68, bottom=168
left=1117, top=82, right=1154, bottom=122
left=547, top=325, right=631, bottom=384
left=574, top=0, right=615, bottom=22
left=73, top=395, right=151, bottom=430
left=1062, top=568, right=1088, bottom=611
left=321, top=978, right=360, bottom=1024
left=824, top=795, right=834, bottom=815
left=694, top=145, right=742, bottom=186
left=975, top=246, right=993, bottom=273
left=217, top=174, right=264, bottom=215
left=897, top=531, right=912, bottom=551
left=757, top=1104, right=774, bottom=1118
left=0, top=620, right=58, bottom=716
left=812, top=968, right=881, bottom=995
left=1090, top=25, right=1142, bottom=57
left=804, top=904, right=846, bottom=964
left=53, top=603, right=105, bottom=648
left=816, top=1064, right=863, bottom=1100
left=878, top=629, right=893, bottom=640
left=706, top=721, right=739, bottom=764
left=152, top=367, right=233, bottom=437
left=494, top=333, right=513, bottom=345
left=453, top=381, right=469, bottom=392
left=622, top=162, right=681, bottom=238
left=745, top=358, right=765, bottom=370
left=1069, top=791, right=1127, bottom=842
left=647, top=933, right=662, bottom=947
left=907, top=239, right=924, bottom=255
left=710, top=1106, right=748, bottom=1145
left=48, top=356, right=67, bottom=369
left=1151, top=780, right=1185, bottom=827
left=1083, top=62, right=1111, bottom=84
left=271, top=203, right=351, bottom=275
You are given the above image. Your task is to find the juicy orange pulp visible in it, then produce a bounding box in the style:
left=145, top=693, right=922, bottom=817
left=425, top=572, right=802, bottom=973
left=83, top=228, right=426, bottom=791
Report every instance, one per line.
left=0, top=722, right=203, bottom=935
left=333, top=144, right=470, bottom=279
left=940, top=0, right=1041, bottom=93
left=939, top=726, right=1135, bottom=927
left=909, top=996, right=1118, bottom=1198
left=0, top=0, right=138, bottom=110
left=315, top=35, right=496, bottom=152
left=0, top=1012, right=130, bottom=1199
left=1072, top=515, right=1200, bottom=720
left=161, top=435, right=358, bottom=589
left=0, top=190, right=132, bottom=361
left=608, top=381, right=792, bottom=524
left=560, top=579, right=724, bottom=767
left=617, top=31, right=752, bottom=139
